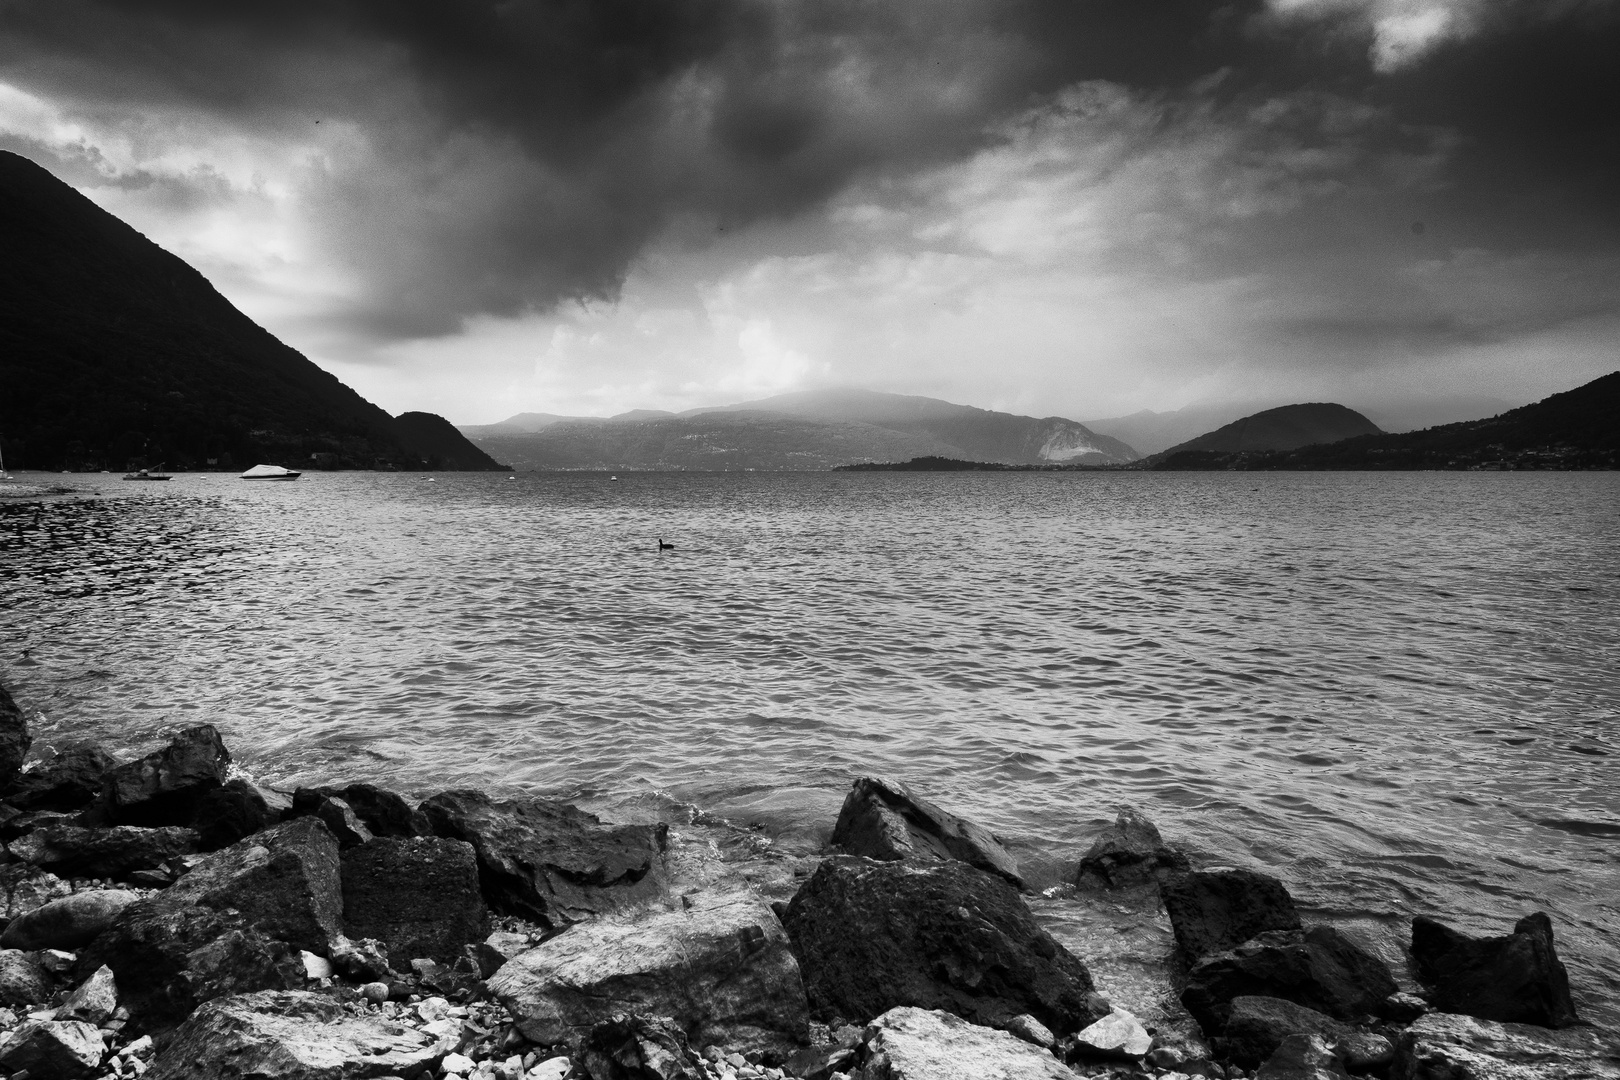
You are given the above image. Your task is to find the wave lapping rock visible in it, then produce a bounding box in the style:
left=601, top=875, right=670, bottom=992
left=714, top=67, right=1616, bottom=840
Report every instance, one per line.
left=1412, top=912, right=1580, bottom=1028
left=831, top=776, right=1023, bottom=889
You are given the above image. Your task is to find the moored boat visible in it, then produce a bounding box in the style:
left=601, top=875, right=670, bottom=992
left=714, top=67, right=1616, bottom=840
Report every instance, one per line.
left=123, top=467, right=172, bottom=480
left=240, top=464, right=302, bottom=481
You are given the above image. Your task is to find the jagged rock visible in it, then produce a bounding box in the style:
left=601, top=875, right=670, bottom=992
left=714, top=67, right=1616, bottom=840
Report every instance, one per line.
left=0, top=1018, right=104, bottom=1078
left=1160, top=869, right=1302, bottom=962
left=1, top=743, right=116, bottom=811
left=830, top=776, right=1023, bottom=889
left=77, top=902, right=305, bottom=1029
left=59, top=964, right=118, bottom=1025
left=492, top=887, right=808, bottom=1057
left=190, top=778, right=284, bottom=851
left=1073, top=1007, right=1152, bottom=1059
left=329, top=935, right=394, bottom=982
left=312, top=796, right=374, bottom=848
left=1342, top=1032, right=1395, bottom=1071
left=580, top=1014, right=704, bottom=1080
left=784, top=1042, right=858, bottom=1080
left=421, top=789, right=669, bottom=929
left=476, top=929, right=531, bottom=977
left=296, top=783, right=431, bottom=838
left=1217, top=997, right=1353, bottom=1070
left=0, top=861, right=71, bottom=920
left=1005, top=1013, right=1055, bottom=1048
left=0, top=888, right=142, bottom=949
left=148, top=989, right=447, bottom=1079
left=101, top=724, right=231, bottom=826
left=1073, top=808, right=1189, bottom=889
left=342, top=836, right=486, bottom=966
left=0, top=807, right=76, bottom=841
left=1381, top=992, right=1430, bottom=1023
left=154, top=815, right=344, bottom=955
left=7, top=824, right=199, bottom=879
left=858, top=1006, right=1082, bottom=1080
left=1394, top=1011, right=1620, bottom=1079
left=1181, top=926, right=1396, bottom=1029
left=1410, top=913, right=1579, bottom=1027
left=1256, top=1034, right=1352, bottom=1080
left=781, top=856, right=1106, bottom=1035
left=0, top=949, right=48, bottom=1004
left=0, top=683, right=30, bottom=790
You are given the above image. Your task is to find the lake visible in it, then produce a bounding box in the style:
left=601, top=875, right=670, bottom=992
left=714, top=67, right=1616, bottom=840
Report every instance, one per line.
left=2, top=469, right=1617, bottom=1026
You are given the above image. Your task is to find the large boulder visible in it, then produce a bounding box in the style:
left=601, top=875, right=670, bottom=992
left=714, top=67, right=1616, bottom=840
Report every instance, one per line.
left=1217, top=997, right=1354, bottom=1070
left=1256, top=1034, right=1353, bottom=1080
left=781, top=856, right=1106, bottom=1035
left=148, top=989, right=447, bottom=1079
left=0, top=888, right=142, bottom=950
left=296, top=783, right=431, bottom=838
left=190, top=778, right=286, bottom=851
left=421, top=789, right=669, bottom=930
left=1394, top=1012, right=1620, bottom=1080
left=580, top=1014, right=704, bottom=1080
left=1181, top=926, right=1397, bottom=1030
left=1, top=743, right=117, bottom=811
left=858, top=1006, right=1082, bottom=1080
left=0, top=862, right=71, bottom=921
left=101, top=724, right=231, bottom=826
left=342, top=836, right=487, bottom=966
left=491, top=886, right=808, bottom=1057
left=1160, top=869, right=1302, bottom=962
left=830, top=777, right=1023, bottom=889
left=0, top=948, right=49, bottom=1004
left=1410, top=913, right=1579, bottom=1028
left=0, top=682, right=30, bottom=790
left=8, top=823, right=200, bottom=879
left=1073, top=808, right=1188, bottom=889
left=0, top=1018, right=104, bottom=1079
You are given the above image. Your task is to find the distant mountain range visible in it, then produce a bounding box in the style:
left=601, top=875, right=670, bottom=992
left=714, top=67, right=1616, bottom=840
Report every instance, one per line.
left=0, top=151, right=503, bottom=472
left=463, top=389, right=1140, bottom=471
left=1155, top=403, right=1382, bottom=458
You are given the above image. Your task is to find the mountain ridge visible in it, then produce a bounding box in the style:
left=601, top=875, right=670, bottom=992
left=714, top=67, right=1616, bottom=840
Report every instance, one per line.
left=1155, top=403, right=1382, bottom=458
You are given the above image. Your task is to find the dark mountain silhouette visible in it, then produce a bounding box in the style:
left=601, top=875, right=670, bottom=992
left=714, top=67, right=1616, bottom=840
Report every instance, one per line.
left=0, top=151, right=499, bottom=471
left=394, top=412, right=507, bottom=471
left=465, top=388, right=1139, bottom=470
left=1156, top=403, right=1382, bottom=458
left=1154, top=372, right=1619, bottom=470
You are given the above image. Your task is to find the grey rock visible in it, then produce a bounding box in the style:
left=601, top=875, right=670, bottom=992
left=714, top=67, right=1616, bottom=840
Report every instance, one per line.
left=316, top=796, right=375, bottom=849
left=421, top=789, right=669, bottom=930
left=781, top=857, right=1105, bottom=1035
left=1380, top=992, right=1429, bottom=1023
left=0, top=949, right=48, bottom=1005
left=1181, top=926, right=1397, bottom=1029
left=190, top=778, right=284, bottom=851
left=1, top=743, right=116, bottom=812
left=830, top=776, right=1023, bottom=889
left=857, top=1006, right=1082, bottom=1080
left=1073, top=1007, right=1152, bottom=1059
left=101, top=724, right=231, bottom=827
left=0, top=1018, right=104, bottom=1079
left=7, top=823, right=200, bottom=879
left=783, top=1043, right=858, bottom=1080
left=1340, top=1032, right=1394, bottom=1071
left=1410, top=912, right=1579, bottom=1028
left=1393, top=1011, right=1620, bottom=1079
left=1256, top=1034, right=1352, bottom=1080
left=329, top=934, right=395, bottom=982
left=580, top=1014, right=704, bottom=1080
left=0, top=888, right=142, bottom=949
left=1073, top=808, right=1189, bottom=889
left=1159, top=870, right=1302, bottom=962
left=0, top=862, right=71, bottom=921
left=0, top=682, right=31, bottom=791
left=296, top=783, right=431, bottom=839
left=148, top=989, right=446, bottom=1079
left=1005, top=1013, right=1055, bottom=1048
left=1216, top=997, right=1352, bottom=1070
left=342, top=836, right=486, bottom=965
left=476, top=930, right=532, bottom=978
left=58, top=964, right=119, bottom=1025
left=492, top=886, right=808, bottom=1057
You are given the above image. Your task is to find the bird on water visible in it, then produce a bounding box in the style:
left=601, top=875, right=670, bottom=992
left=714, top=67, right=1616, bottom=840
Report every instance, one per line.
left=658, top=538, right=675, bottom=551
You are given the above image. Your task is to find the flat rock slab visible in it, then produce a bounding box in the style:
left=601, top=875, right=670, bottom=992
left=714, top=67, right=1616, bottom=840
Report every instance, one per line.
left=8, top=823, right=200, bottom=879
left=1394, top=1012, right=1620, bottom=1080
left=1411, top=913, right=1579, bottom=1028
left=491, top=887, right=808, bottom=1057
left=0, top=1018, right=104, bottom=1079
left=830, top=776, right=1023, bottom=889
left=1182, top=925, right=1396, bottom=1029
left=1160, top=869, right=1302, bottom=962
left=0, top=887, right=142, bottom=949
left=342, top=836, right=487, bottom=966
left=421, top=789, right=669, bottom=930
left=149, top=989, right=446, bottom=1079
left=782, top=857, right=1105, bottom=1036
left=859, top=1007, right=1080, bottom=1080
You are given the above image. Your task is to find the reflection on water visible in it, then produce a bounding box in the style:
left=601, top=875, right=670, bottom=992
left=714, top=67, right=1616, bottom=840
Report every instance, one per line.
left=2, top=470, right=1618, bottom=1024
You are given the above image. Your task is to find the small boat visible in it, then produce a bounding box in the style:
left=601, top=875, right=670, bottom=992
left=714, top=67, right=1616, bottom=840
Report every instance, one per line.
left=240, top=464, right=301, bottom=481
left=610, top=475, right=620, bottom=482
left=123, top=468, right=172, bottom=481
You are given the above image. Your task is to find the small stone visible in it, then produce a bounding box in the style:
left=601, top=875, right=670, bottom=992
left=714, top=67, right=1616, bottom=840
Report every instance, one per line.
left=1005, top=1013, right=1056, bottom=1048
left=301, top=950, right=334, bottom=980
left=362, top=981, right=391, bottom=1004
left=1075, top=1007, right=1153, bottom=1059
left=1378, top=991, right=1428, bottom=1023
left=442, top=1051, right=476, bottom=1074
left=1337, top=1032, right=1392, bottom=1071
left=1149, top=1046, right=1187, bottom=1069
left=526, top=1055, right=570, bottom=1080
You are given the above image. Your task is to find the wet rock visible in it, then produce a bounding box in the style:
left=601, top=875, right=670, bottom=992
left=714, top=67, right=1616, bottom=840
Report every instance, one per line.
left=781, top=856, right=1106, bottom=1035
left=190, top=778, right=284, bottom=851
left=0, top=887, right=142, bottom=949
left=148, top=988, right=447, bottom=1079
left=1073, top=1007, right=1152, bottom=1060
left=101, top=724, right=231, bottom=826
left=1, top=743, right=116, bottom=811
left=1410, top=912, right=1579, bottom=1028
left=1006, top=1013, right=1056, bottom=1048
left=342, top=835, right=486, bottom=965
left=58, top=964, right=118, bottom=1025
left=1160, top=870, right=1302, bottom=962
left=1181, top=926, right=1396, bottom=1029
left=858, top=1006, right=1082, bottom=1080
left=492, top=886, right=808, bottom=1057
left=0, top=1018, right=104, bottom=1079
left=830, top=776, right=1024, bottom=889
left=8, top=823, right=199, bottom=879
left=1073, top=808, right=1189, bottom=889
left=1393, top=1011, right=1620, bottom=1079
left=0, top=861, right=71, bottom=920
left=296, top=782, right=431, bottom=838
left=580, top=1014, right=704, bottom=1080
left=1216, top=997, right=1353, bottom=1070
left=0, top=682, right=30, bottom=790
left=0, top=949, right=49, bottom=1004
left=1255, top=1034, right=1352, bottom=1080
left=421, top=789, right=669, bottom=930
left=316, top=796, right=375, bottom=848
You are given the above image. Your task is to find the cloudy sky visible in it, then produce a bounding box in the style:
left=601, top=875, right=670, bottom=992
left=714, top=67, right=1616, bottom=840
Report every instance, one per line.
left=2, top=0, right=1616, bottom=423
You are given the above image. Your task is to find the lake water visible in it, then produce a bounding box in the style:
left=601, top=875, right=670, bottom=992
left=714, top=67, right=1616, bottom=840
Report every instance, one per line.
left=2, top=470, right=1617, bottom=1027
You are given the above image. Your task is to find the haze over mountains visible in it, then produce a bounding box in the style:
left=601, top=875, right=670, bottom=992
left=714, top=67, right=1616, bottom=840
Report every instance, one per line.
left=462, top=390, right=1140, bottom=471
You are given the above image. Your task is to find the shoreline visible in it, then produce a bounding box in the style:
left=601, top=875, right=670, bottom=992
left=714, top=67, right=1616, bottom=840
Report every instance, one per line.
left=0, top=687, right=1613, bottom=1080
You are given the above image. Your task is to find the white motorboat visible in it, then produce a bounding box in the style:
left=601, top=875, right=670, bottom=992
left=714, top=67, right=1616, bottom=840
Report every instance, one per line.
left=240, top=464, right=302, bottom=481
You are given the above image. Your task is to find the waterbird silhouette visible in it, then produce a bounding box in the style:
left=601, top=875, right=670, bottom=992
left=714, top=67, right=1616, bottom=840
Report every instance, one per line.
left=658, top=538, right=675, bottom=551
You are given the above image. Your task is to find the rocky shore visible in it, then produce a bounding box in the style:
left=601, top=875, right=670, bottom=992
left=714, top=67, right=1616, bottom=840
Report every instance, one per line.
left=0, top=682, right=1613, bottom=1080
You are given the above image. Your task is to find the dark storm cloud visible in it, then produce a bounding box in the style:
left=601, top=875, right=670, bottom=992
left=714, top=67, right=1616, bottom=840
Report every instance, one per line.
left=1, top=0, right=1616, bottom=343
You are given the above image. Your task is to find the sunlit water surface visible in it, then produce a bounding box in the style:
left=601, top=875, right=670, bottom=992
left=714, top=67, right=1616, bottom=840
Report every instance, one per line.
left=2, top=470, right=1617, bottom=1025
